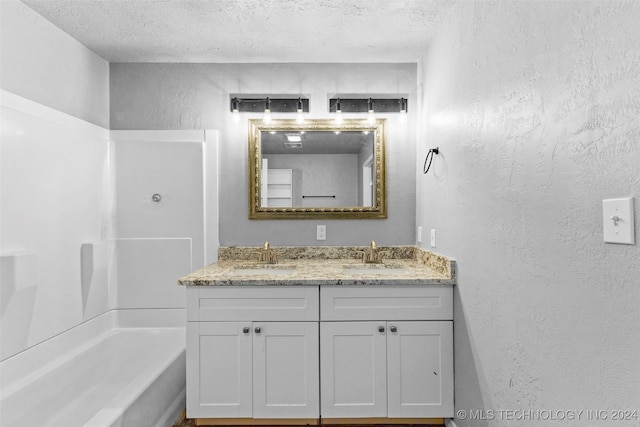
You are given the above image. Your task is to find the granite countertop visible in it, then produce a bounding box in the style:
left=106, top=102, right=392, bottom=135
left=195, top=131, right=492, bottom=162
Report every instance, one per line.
left=178, top=245, right=456, bottom=286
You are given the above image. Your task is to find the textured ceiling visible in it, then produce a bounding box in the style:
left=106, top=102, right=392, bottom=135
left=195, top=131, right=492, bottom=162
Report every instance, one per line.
left=21, top=0, right=455, bottom=63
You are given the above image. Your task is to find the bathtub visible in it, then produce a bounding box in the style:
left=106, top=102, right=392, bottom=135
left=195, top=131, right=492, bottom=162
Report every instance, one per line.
left=0, top=309, right=186, bottom=427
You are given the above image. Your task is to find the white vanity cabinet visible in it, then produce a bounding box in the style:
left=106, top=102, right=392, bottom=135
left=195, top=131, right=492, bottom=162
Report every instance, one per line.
left=186, top=286, right=320, bottom=420
left=185, top=284, right=453, bottom=424
left=320, top=285, right=454, bottom=420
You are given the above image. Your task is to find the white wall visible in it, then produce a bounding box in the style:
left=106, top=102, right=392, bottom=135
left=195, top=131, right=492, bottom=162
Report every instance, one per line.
left=0, top=0, right=109, bottom=128
left=110, top=131, right=218, bottom=310
left=109, top=63, right=416, bottom=246
left=0, top=0, right=111, bottom=359
left=0, top=92, right=110, bottom=359
left=417, top=1, right=640, bottom=425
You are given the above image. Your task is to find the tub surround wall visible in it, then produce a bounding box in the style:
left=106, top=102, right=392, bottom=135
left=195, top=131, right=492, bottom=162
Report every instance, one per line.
left=1, top=103, right=217, bottom=357
left=110, top=131, right=219, bottom=309
left=417, top=1, right=640, bottom=425
left=1, top=1, right=111, bottom=359
left=109, top=63, right=417, bottom=247
left=0, top=92, right=111, bottom=360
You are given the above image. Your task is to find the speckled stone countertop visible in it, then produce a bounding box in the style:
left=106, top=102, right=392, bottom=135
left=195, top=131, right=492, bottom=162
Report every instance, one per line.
left=178, top=246, right=456, bottom=286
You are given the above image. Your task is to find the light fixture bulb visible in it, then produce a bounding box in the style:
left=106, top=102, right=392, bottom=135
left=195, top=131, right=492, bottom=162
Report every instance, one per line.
left=263, top=108, right=271, bottom=125
left=263, top=97, right=272, bottom=125
left=335, top=98, right=343, bottom=125
left=231, top=97, right=240, bottom=123
left=367, top=98, right=376, bottom=125
left=285, top=133, right=302, bottom=142
left=399, top=97, right=407, bottom=124
left=295, top=98, right=305, bottom=124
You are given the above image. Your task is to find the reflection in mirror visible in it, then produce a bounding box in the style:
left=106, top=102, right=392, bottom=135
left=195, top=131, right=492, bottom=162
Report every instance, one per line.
left=248, top=119, right=386, bottom=220
left=261, top=131, right=375, bottom=208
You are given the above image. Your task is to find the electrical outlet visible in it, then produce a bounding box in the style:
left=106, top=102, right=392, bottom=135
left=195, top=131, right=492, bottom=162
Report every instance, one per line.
left=317, top=225, right=326, bottom=241
left=430, top=229, right=436, bottom=247
left=417, top=226, right=423, bottom=243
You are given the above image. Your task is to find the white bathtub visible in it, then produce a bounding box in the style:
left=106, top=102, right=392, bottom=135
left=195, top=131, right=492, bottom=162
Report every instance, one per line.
left=0, top=309, right=186, bottom=427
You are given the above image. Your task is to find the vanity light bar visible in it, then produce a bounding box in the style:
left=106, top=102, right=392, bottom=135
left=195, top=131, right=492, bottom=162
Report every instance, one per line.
left=230, top=96, right=310, bottom=113
left=328, top=97, right=408, bottom=113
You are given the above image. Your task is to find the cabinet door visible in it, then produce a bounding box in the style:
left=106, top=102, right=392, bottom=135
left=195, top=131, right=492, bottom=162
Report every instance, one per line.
left=252, top=322, right=319, bottom=418
left=320, top=322, right=387, bottom=418
left=387, top=321, right=453, bottom=418
left=187, top=322, right=252, bottom=418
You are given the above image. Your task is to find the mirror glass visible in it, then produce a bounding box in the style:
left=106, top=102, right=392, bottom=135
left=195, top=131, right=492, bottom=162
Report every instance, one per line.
left=248, top=119, right=387, bottom=219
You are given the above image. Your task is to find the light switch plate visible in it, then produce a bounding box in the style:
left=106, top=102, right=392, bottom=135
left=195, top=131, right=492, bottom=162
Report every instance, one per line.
left=430, top=229, right=436, bottom=247
left=417, top=226, right=423, bottom=243
left=603, top=197, right=635, bottom=244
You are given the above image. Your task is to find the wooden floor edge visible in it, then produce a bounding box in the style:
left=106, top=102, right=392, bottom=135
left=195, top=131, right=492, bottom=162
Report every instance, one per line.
left=193, top=417, right=444, bottom=426
left=321, top=418, right=445, bottom=425
left=195, top=418, right=319, bottom=426
left=174, top=408, right=187, bottom=424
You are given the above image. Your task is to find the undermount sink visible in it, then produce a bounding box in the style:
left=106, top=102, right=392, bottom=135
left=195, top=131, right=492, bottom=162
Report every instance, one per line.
left=342, top=263, right=407, bottom=275
left=232, top=264, right=297, bottom=276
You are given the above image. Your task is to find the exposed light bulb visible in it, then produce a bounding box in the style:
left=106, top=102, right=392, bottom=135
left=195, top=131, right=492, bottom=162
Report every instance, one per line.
left=367, top=98, right=376, bottom=126
left=231, top=97, right=240, bottom=124
left=263, top=97, right=272, bottom=125
left=399, top=97, right=407, bottom=124
left=335, top=98, right=343, bottom=125
left=367, top=109, right=376, bottom=126
left=296, top=98, right=305, bottom=125
left=263, top=108, right=271, bottom=125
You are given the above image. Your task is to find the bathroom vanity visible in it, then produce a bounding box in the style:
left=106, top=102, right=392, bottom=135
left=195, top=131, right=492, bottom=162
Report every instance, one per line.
left=179, top=246, right=455, bottom=426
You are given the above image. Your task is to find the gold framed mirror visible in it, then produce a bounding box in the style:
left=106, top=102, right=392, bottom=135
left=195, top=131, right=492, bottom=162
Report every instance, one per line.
left=248, top=118, right=387, bottom=219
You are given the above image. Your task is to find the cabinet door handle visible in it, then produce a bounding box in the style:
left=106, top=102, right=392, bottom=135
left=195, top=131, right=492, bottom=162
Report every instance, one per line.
left=243, top=327, right=250, bottom=334
left=390, top=326, right=397, bottom=333
left=254, top=326, right=261, bottom=334
left=378, top=326, right=385, bottom=333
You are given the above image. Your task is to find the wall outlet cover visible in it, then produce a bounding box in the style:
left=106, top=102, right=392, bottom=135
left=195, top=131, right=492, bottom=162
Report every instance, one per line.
left=317, top=224, right=327, bottom=241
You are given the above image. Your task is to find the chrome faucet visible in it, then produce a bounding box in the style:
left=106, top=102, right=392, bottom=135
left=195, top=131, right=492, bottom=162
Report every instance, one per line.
left=357, top=240, right=387, bottom=264
left=258, top=241, right=278, bottom=264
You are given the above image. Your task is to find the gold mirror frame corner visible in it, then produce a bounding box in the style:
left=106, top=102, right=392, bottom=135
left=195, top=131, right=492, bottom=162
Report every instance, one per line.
left=248, top=118, right=387, bottom=220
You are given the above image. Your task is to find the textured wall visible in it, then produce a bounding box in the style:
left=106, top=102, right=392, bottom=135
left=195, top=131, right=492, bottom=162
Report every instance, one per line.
left=0, top=0, right=109, bottom=127
left=110, top=63, right=416, bottom=246
left=417, top=1, right=640, bottom=425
